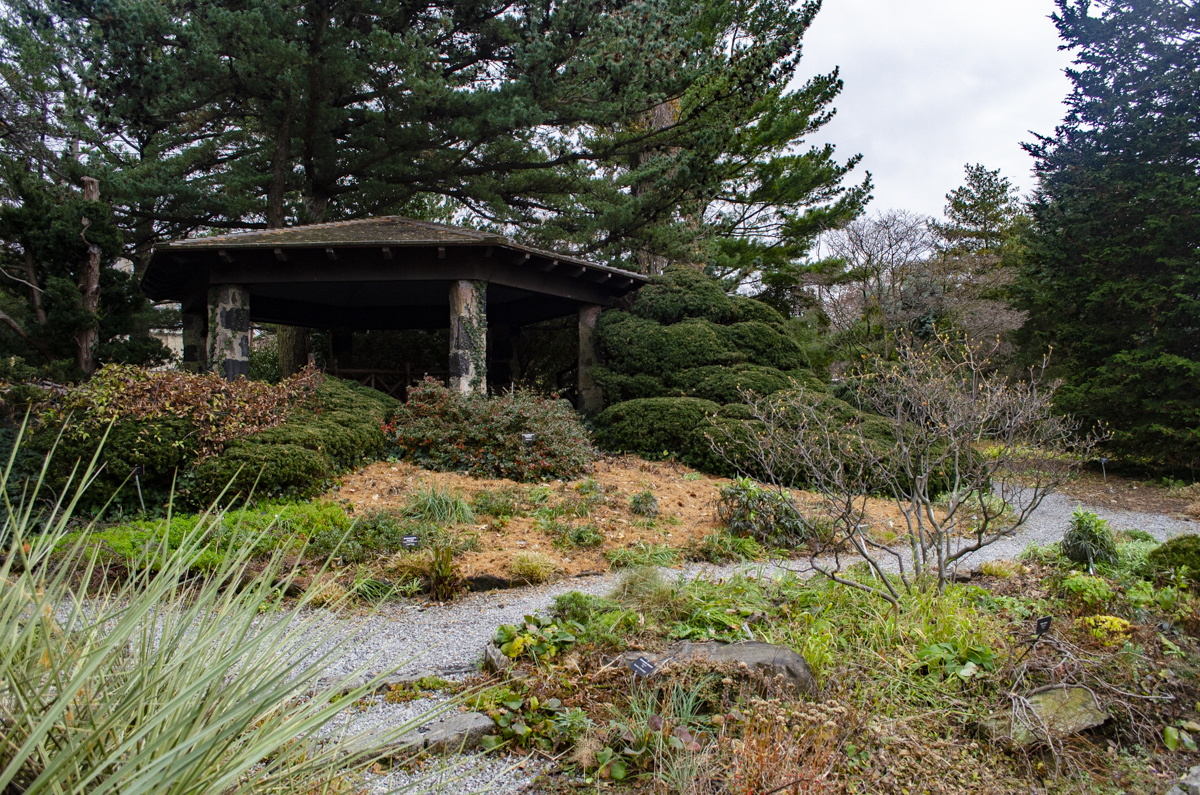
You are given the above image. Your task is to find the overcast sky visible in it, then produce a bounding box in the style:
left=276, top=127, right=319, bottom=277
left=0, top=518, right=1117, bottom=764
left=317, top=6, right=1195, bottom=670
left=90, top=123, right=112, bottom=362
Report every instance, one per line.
left=798, top=0, right=1076, bottom=220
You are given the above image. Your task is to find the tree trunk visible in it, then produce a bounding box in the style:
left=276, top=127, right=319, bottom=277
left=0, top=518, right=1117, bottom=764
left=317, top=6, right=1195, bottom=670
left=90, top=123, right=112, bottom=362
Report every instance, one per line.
left=77, top=176, right=101, bottom=376
left=23, top=249, right=45, bottom=325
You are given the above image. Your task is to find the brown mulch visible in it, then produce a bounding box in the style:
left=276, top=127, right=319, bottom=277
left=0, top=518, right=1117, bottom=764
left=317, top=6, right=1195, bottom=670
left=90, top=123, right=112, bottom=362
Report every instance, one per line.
left=1053, top=471, right=1199, bottom=519
left=325, top=456, right=913, bottom=581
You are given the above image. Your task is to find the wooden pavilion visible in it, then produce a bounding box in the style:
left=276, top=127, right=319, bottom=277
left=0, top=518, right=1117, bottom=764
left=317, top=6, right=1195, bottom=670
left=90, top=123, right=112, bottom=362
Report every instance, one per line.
left=141, top=217, right=648, bottom=412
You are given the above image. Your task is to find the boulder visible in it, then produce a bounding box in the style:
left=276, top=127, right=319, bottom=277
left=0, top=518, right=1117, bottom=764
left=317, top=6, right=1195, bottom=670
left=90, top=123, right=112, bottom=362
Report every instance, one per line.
left=978, top=687, right=1107, bottom=747
left=623, top=641, right=817, bottom=697
left=1166, top=764, right=1200, bottom=795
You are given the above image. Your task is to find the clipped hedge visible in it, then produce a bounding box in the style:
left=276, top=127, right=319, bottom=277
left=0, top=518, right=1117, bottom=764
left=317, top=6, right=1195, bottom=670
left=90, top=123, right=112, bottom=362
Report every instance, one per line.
left=592, top=397, right=727, bottom=473
left=195, top=378, right=397, bottom=502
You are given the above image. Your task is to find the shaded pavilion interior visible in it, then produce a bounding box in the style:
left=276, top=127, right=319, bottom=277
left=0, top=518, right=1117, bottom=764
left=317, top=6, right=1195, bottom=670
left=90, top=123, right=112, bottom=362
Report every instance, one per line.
left=142, top=217, right=648, bottom=409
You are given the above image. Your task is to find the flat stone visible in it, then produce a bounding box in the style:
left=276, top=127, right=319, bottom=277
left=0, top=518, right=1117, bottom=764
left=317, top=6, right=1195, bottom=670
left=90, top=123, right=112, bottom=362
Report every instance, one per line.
left=622, top=641, right=817, bottom=697
left=1167, top=764, right=1200, bottom=795
left=385, top=711, right=496, bottom=757
left=978, top=687, right=1108, bottom=747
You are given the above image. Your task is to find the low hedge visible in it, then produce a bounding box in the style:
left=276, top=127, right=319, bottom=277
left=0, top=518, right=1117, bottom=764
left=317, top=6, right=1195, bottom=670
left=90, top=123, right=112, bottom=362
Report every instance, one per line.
left=194, top=378, right=397, bottom=502
left=30, top=371, right=396, bottom=512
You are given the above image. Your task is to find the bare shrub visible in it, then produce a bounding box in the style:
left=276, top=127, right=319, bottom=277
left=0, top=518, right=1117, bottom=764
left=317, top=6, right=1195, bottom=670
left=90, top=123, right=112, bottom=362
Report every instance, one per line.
left=712, top=333, right=1098, bottom=604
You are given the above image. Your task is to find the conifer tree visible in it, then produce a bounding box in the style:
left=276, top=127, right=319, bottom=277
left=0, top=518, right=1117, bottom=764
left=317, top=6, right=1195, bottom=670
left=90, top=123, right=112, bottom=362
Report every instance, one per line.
left=1015, top=0, right=1200, bottom=470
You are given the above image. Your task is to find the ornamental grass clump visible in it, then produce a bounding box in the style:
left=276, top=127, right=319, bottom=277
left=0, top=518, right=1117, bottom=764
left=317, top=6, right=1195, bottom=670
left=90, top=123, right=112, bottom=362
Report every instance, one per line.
left=384, top=379, right=594, bottom=482
left=0, top=428, right=456, bottom=794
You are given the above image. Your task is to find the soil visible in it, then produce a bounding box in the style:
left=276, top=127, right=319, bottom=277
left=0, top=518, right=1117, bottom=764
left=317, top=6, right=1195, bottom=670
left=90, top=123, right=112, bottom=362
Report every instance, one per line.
left=325, top=456, right=913, bottom=582
left=1054, top=470, right=1200, bottom=519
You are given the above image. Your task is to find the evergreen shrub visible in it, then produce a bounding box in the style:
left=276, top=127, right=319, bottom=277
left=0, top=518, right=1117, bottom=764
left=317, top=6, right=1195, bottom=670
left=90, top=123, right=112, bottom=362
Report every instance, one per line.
left=592, top=397, right=725, bottom=473
left=384, top=379, right=593, bottom=481
left=1061, top=508, right=1119, bottom=569
left=1146, top=535, right=1200, bottom=584
left=32, top=369, right=395, bottom=511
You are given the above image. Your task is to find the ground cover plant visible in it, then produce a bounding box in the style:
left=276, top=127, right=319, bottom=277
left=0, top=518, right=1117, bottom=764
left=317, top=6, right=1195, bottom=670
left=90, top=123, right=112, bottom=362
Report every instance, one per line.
left=472, top=535, right=1200, bottom=794
left=0, top=433, right=454, bottom=794
left=384, top=378, right=594, bottom=481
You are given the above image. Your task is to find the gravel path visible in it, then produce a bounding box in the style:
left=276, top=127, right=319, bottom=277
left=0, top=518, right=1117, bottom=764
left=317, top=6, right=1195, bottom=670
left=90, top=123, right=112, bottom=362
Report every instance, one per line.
left=318, top=489, right=1198, bottom=794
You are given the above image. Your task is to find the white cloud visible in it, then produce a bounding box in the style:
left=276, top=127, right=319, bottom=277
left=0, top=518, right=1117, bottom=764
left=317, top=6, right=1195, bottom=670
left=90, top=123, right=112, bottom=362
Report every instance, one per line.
left=797, top=0, right=1075, bottom=219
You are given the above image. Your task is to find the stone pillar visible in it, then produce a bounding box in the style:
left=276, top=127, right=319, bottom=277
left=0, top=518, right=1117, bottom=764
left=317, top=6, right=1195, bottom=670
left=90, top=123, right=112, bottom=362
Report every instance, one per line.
left=577, top=304, right=603, bottom=414
left=207, top=284, right=250, bottom=380
left=181, top=304, right=207, bottom=373
left=448, top=279, right=487, bottom=394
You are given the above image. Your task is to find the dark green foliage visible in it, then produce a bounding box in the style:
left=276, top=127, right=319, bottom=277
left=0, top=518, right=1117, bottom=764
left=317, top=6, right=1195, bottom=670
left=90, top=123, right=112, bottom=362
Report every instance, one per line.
left=629, top=489, right=658, bottom=517
left=470, top=488, right=524, bottom=519
left=691, top=530, right=765, bottom=564
left=385, top=379, right=594, bottom=482
left=195, top=379, right=396, bottom=503
left=628, top=270, right=787, bottom=326
left=716, top=477, right=814, bottom=548
left=1146, top=535, right=1200, bottom=584
left=1014, top=0, right=1200, bottom=471
left=593, top=398, right=725, bottom=473
left=8, top=0, right=865, bottom=279
left=1061, top=508, right=1119, bottom=569
left=591, top=270, right=833, bottom=474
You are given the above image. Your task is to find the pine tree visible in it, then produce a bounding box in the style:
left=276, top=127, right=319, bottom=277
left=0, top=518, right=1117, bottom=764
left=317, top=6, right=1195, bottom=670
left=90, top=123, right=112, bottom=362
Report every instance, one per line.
left=1015, top=0, right=1200, bottom=471
left=9, top=0, right=865, bottom=276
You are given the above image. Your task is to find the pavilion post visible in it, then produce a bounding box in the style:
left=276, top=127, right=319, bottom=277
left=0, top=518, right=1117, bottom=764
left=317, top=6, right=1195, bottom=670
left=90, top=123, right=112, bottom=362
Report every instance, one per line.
left=448, top=279, right=487, bottom=394
left=181, top=301, right=207, bottom=373
left=577, top=304, right=603, bottom=414
left=207, top=284, right=250, bottom=380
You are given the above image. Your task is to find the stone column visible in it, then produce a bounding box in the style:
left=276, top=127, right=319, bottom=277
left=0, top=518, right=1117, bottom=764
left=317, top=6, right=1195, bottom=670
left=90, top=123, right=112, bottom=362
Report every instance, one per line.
left=207, top=284, right=250, bottom=380
left=181, top=304, right=207, bottom=373
left=448, top=279, right=487, bottom=394
left=577, top=304, right=603, bottom=414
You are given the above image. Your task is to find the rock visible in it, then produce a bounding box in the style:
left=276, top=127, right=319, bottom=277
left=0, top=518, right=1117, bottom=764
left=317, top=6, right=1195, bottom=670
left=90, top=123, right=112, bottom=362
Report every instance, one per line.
left=311, top=675, right=368, bottom=697
left=623, top=641, right=817, bottom=697
left=375, top=670, right=438, bottom=693
left=388, top=711, right=496, bottom=756
left=482, top=642, right=512, bottom=673
left=978, top=687, right=1107, bottom=747
left=1166, top=764, right=1200, bottom=795
left=465, top=573, right=515, bottom=592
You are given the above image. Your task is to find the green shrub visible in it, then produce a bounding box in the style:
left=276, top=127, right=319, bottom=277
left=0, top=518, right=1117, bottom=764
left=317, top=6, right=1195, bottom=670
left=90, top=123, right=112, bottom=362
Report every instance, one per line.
left=627, top=268, right=785, bottom=326
left=30, top=365, right=332, bottom=512
left=1146, top=534, right=1200, bottom=584
left=593, top=397, right=725, bottom=472
left=1061, top=508, right=1119, bottom=569
left=471, top=487, right=524, bottom=519
left=716, top=477, right=814, bottom=548
left=551, top=591, right=623, bottom=625
left=385, top=379, right=593, bottom=481
left=192, top=376, right=396, bottom=504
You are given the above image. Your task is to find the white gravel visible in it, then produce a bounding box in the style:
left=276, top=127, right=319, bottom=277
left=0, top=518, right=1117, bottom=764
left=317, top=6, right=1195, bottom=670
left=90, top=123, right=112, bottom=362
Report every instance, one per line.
left=316, top=487, right=1198, bottom=794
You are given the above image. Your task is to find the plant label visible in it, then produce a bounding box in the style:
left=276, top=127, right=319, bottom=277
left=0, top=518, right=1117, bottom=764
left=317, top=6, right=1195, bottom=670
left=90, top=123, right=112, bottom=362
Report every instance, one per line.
left=401, top=535, right=419, bottom=549
left=1036, top=616, right=1052, bottom=636
left=627, top=656, right=656, bottom=677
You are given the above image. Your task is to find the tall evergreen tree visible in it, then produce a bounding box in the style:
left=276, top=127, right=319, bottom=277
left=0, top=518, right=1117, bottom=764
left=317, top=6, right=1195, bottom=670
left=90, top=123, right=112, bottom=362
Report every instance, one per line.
left=3, top=0, right=865, bottom=276
left=1015, top=0, right=1200, bottom=471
